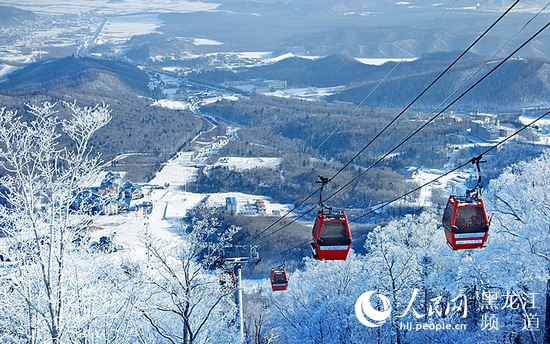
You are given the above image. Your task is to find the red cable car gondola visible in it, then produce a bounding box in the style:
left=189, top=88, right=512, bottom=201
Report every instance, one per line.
left=442, top=157, right=492, bottom=250
left=270, top=267, right=289, bottom=291
left=442, top=195, right=490, bottom=250
left=311, top=209, right=352, bottom=260
left=310, top=176, right=352, bottom=260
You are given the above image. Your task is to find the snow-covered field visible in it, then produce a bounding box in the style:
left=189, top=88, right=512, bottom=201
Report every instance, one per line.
left=96, top=14, right=162, bottom=45
left=262, top=86, right=346, bottom=101
left=211, top=157, right=281, bottom=171
left=91, top=127, right=291, bottom=262
left=0, top=65, right=20, bottom=78
left=356, top=57, right=418, bottom=65
left=411, top=169, right=465, bottom=206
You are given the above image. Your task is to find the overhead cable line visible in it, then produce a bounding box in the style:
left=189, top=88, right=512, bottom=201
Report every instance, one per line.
left=244, top=0, right=468, bottom=246
left=245, top=0, right=523, bottom=245
left=249, top=18, right=549, bottom=246
left=324, top=0, right=520, bottom=185
left=351, top=109, right=550, bottom=222
left=278, top=108, right=550, bottom=253
left=323, top=20, right=550, bottom=206
left=396, top=1, right=550, bottom=154
left=314, top=0, right=461, bottom=153
left=244, top=188, right=321, bottom=244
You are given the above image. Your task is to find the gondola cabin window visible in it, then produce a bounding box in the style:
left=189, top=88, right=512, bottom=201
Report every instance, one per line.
left=319, top=221, right=349, bottom=245
left=454, top=206, right=487, bottom=233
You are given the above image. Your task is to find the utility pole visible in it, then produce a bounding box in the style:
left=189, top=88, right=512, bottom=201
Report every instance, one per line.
left=222, top=245, right=260, bottom=343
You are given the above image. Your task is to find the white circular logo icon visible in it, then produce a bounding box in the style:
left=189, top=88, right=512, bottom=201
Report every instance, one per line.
left=355, top=291, right=392, bottom=327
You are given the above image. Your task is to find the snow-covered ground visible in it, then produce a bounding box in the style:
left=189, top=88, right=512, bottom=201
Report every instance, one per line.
left=0, top=65, right=20, bottom=78
left=356, top=57, right=417, bottom=65
left=211, top=157, right=281, bottom=171
left=151, top=99, right=194, bottom=111
left=238, top=52, right=418, bottom=66
left=262, top=86, right=346, bottom=101
left=96, top=14, right=162, bottom=45
left=91, top=125, right=291, bottom=263
left=410, top=169, right=465, bottom=207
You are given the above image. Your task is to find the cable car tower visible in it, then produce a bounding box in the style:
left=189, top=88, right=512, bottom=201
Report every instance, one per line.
left=442, top=156, right=492, bottom=250
left=220, top=245, right=260, bottom=343
left=311, top=175, right=352, bottom=260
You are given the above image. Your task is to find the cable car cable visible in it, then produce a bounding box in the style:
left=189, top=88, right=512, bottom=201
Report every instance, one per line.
left=313, top=0, right=461, bottom=153
left=257, top=0, right=526, bottom=245
left=262, top=8, right=549, bottom=254
left=251, top=18, right=549, bottom=245
left=323, top=0, right=520, bottom=185
left=245, top=1, right=541, bottom=246
left=273, top=109, right=550, bottom=258
left=259, top=204, right=317, bottom=242
left=281, top=239, right=312, bottom=256
left=322, top=20, right=550, bottom=206
left=245, top=1, right=521, bottom=245
left=272, top=103, right=547, bottom=254
left=350, top=109, right=550, bottom=222
left=391, top=0, right=550, bottom=163
left=243, top=187, right=321, bottom=245
left=264, top=107, right=550, bottom=266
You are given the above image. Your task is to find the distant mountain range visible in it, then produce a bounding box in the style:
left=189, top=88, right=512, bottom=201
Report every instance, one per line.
left=1, top=1, right=548, bottom=61
left=159, top=1, right=550, bottom=59
left=2, top=51, right=548, bottom=114
left=329, top=56, right=550, bottom=111
left=196, top=52, right=550, bottom=111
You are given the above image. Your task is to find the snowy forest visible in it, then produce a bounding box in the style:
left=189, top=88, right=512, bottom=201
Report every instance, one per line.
left=1, top=0, right=550, bottom=342
left=0, top=101, right=548, bottom=344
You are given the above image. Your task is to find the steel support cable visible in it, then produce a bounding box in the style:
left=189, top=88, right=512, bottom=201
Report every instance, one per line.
left=244, top=1, right=469, bottom=246
left=243, top=187, right=321, bottom=245
left=395, top=1, right=550, bottom=158
left=324, top=0, right=520, bottom=185
left=323, top=20, right=550, bottom=206
left=252, top=19, right=550, bottom=246
left=245, top=0, right=522, bottom=245
left=314, top=0, right=461, bottom=153
left=260, top=204, right=317, bottom=242
left=270, top=6, right=550, bottom=254
left=277, top=108, right=550, bottom=254
left=281, top=238, right=313, bottom=256
left=351, top=109, right=550, bottom=222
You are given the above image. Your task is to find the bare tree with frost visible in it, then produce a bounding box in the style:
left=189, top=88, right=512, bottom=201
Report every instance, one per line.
left=481, top=150, right=550, bottom=344
left=362, top=213, right=445, bottom=344
left=0, top=102, right=114, bottom=343
left=136, top=210, right=240, bottom=344
left=265, top=254, right=372, bottom=344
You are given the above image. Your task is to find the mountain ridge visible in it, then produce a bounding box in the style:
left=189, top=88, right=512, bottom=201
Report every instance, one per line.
left=0, top=55, right=151, bottom=95
left=196, top=52, right=550, bottom=110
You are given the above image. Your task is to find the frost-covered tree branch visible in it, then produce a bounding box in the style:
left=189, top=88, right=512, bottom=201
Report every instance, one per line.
left=0, top=101, right=113, bottom=343
left=136, top=210, right=239, bottom=344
